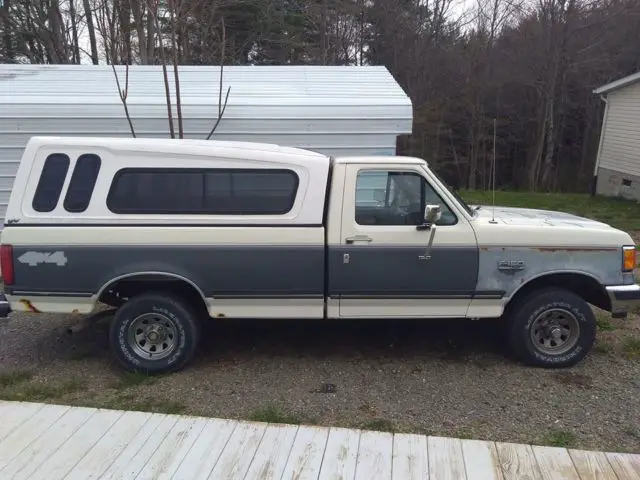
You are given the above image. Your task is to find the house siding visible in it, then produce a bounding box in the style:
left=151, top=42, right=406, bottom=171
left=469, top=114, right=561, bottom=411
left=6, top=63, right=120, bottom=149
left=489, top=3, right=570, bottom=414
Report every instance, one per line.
left=595, top=166, right=640, bottom=200
left=595, top=80, right=640, bottom=200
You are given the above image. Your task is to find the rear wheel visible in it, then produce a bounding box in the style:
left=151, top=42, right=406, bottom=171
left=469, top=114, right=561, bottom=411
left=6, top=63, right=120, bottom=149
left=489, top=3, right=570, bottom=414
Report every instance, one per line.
left=109, top=292, right=201, bottom=374
left=506, top=288, right=596, bottom=368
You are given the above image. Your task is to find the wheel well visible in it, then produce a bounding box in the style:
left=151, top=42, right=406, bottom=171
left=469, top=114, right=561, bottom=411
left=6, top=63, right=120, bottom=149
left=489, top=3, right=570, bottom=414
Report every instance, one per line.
left=99, top=274, right=208, bottom=315
left=506, top=273, right=611, bottom=312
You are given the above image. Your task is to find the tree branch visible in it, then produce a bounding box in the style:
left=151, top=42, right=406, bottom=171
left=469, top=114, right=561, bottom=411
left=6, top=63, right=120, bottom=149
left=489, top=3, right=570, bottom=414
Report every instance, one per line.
left=111, top=64, right=137, bottom=137
left=206, top=16, right=230, bottom=140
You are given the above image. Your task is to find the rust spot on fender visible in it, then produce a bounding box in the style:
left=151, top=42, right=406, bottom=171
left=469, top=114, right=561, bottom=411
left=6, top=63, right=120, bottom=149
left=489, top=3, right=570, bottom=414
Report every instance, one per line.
left=535, top=247, right=616, bottom=253
left=19, top=299, right=40, bottom=313
left=215, top=313, right=226, bottom=318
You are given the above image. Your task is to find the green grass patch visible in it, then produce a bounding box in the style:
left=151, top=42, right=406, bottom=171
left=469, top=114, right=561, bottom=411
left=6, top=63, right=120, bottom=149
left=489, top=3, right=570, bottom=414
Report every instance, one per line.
left=460, top=190, right=640, bottom=232
left=360, top=418, right=396, bottom=433
left=596, top=316, right=616, bottom=332
left=454, top=427, right=474, bottom=440
left=128, top=399, right=186, bottom=415
left=0, top=371, right=33, bottom=388
left=105, top=394, right=186, bottom=415
left=543, top=429, right=577, bottom=448
left=593, top=341, right=614, bottom=355
left=0, top=378, right=86, bottom=402
left=622, top=337, right=640, bottom=359
left=111, top=372, right=158, bottom=390
left=249, top=405, right=303, bottom=425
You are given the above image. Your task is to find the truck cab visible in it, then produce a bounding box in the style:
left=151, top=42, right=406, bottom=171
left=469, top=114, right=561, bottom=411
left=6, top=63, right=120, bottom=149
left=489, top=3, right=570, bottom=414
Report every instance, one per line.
left=325, top=156, right=481, bottom=319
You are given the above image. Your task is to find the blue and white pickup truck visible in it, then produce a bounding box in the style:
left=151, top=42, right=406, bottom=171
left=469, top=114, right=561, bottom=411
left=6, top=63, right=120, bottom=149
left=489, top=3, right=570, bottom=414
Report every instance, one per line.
left=0, top=136, right=638, bottom=373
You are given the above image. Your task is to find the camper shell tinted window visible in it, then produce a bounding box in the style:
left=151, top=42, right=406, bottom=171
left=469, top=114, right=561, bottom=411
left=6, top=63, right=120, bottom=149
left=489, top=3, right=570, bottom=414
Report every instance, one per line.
left=64, top=154, right=102, bottom=213
left=107, top=168, right=299, bottom=215
left=32, top=153, right=71, bottom=212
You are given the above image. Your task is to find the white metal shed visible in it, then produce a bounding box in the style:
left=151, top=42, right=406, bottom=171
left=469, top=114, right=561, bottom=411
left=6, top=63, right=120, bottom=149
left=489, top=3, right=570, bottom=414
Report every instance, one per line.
left=0, top=64, right=413, bottom=223
left=593, top=71, right=640, bottom=200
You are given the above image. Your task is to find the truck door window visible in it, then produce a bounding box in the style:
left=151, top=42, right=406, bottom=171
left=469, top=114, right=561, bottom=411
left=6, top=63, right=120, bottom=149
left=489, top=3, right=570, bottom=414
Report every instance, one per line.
left=355, top=170, right=457, bottom=226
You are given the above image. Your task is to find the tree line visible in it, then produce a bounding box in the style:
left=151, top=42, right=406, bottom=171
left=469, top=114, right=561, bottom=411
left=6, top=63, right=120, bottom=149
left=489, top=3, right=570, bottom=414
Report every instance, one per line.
left=2, top=0, right=639, bottom=192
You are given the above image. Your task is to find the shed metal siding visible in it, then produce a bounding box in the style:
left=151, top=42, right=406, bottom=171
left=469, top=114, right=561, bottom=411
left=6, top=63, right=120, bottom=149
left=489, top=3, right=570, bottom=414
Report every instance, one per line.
left=596, top=80, right=640, bottom=177
left=0, top=64, right=413, bottom=222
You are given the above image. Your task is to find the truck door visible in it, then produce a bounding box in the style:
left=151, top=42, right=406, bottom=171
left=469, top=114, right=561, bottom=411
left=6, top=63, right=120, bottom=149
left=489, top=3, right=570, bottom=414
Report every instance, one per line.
left=331, top=163, right=479, bottom=318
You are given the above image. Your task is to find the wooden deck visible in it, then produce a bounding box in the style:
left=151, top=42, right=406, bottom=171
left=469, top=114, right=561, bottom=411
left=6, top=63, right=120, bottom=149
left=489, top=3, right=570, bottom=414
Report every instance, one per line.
left=0, top=401, right=638, bottom=479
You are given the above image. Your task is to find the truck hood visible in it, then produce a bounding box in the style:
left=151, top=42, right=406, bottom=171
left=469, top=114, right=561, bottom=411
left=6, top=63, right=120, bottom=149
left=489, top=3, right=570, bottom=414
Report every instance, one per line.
left=472, top=205, right=612, bottom=229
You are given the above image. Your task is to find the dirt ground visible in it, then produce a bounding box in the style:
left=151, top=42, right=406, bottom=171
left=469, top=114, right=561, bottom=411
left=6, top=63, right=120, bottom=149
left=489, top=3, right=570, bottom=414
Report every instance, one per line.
left=1, top=305, right=639, bottom=454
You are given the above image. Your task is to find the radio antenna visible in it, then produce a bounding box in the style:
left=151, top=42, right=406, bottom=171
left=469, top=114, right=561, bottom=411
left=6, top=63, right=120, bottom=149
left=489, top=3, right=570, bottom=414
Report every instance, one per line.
left=489, top=117, right=498, bottom=224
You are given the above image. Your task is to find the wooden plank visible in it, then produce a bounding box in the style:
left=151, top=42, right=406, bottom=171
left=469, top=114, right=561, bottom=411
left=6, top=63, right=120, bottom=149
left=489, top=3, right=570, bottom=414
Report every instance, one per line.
left=0, top=401, right=44, bottom=442
left=318, top=427, right=361, bottom=480
left=461, top=439, right=504, bottom=480
left=133, top=416, right=208, bottom=480
left=99, top=413, right=178, bottom=480
left=496, top=442, right=542, bottom=480
left=1, top=405, right=96, bottom=480
left=170, top=418, right=237, bottom=480
left=354, top=430, right=393, bottom=480
left=0, top=404, right=70, bottom=471
left=531, top=446, right=580, bottom=480
left=27, top=408, right=124, bottom=480
left=243, top=424, right=299, bottom=479
left=568, top=449, right=618, bottom=480
left=605, top=452, right=640, bottom=479
left=64, top=410, right=155, bottom=480
left=207, top=420, right=267, bottom=479
left=392, top=433, right=428, bottom=480
left=428, top=436, right=467, bottom=480
left=280, top=425, right=329, bottom=480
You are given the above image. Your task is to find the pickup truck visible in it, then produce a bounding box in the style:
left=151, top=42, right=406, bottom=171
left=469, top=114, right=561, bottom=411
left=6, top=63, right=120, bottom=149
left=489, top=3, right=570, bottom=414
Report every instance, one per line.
left=0, top=136, right=638, bottom=374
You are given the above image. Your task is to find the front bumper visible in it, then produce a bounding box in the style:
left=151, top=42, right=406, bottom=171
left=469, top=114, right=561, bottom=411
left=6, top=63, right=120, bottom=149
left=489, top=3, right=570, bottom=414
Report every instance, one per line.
left=606, top=284, right=640, bottom=318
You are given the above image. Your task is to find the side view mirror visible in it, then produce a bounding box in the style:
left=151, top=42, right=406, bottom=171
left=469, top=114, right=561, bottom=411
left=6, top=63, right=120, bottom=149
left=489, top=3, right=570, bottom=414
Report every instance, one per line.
left=424, top=204, right=442, bottom=224
left=417, top=204, right=441, bottom=231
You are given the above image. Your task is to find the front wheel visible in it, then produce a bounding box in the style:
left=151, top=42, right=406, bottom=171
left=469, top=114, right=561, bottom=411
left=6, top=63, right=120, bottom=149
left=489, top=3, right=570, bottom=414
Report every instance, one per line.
left=506, top=288, right=596, bottom=368
left=109, top=292, right=201, bottom=374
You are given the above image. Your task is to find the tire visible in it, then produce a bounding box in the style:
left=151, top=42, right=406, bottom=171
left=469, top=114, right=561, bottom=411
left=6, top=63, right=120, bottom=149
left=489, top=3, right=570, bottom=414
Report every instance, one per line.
left=109, top=292, right=201, bottom=374
left=506, top=287, right=596, bottom=368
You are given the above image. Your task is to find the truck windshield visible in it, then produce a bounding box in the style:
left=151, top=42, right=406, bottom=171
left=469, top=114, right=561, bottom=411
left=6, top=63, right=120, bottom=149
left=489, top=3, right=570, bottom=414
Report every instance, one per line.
left=428, top=167, right=475, bottom=217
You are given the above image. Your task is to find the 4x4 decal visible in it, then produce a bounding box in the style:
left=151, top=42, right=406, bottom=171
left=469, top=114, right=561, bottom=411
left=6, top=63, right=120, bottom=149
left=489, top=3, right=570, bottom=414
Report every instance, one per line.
left=17, top=251, right=68, bottom=267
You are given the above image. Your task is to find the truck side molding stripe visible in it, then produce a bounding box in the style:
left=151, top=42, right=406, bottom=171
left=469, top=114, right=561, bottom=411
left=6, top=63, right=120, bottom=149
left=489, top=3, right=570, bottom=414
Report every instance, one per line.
left=7, top=243, right=483, bottom=301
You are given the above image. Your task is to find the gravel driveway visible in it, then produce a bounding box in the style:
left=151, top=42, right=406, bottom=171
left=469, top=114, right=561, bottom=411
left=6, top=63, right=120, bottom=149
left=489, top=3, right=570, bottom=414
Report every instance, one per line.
left=1, top=306, right=639, bottom=453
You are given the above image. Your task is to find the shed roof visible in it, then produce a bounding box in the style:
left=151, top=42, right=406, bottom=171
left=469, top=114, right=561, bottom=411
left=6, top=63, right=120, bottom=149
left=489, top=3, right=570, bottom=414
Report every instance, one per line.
left=0, top=64, right=411, bottom=107
left=593, top=71, right=640, bottom=95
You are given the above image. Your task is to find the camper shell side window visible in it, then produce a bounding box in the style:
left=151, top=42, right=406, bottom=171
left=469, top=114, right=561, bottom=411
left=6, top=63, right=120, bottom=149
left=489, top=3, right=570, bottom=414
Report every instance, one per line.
left=63, top=154, right=102, bottom=213
left=32, top=153, right=71, bottom=212
left=107, top=167, right=300, bottom=215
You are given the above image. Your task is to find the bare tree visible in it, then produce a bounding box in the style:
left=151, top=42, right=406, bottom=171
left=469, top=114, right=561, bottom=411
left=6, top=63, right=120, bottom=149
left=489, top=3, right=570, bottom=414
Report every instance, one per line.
left=82, top=0, right=100, bottom=63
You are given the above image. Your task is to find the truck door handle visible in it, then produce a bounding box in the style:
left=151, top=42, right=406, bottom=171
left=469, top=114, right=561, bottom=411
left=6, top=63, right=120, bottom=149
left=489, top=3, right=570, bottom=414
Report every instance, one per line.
left=345, top=235, right=372, bottom=244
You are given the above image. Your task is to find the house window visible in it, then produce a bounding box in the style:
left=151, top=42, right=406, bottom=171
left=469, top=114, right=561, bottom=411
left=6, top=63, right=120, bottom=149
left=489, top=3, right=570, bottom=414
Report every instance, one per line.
left=107, top=168, right=299, bottom=215
left=32, top=154, right=71, bottom=212
left=63, top=154, right=102, bottom=213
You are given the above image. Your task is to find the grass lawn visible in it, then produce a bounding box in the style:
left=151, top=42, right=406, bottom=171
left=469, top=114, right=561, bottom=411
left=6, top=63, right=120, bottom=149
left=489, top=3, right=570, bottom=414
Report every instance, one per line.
left=460, top=190, right=640, bottom=232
